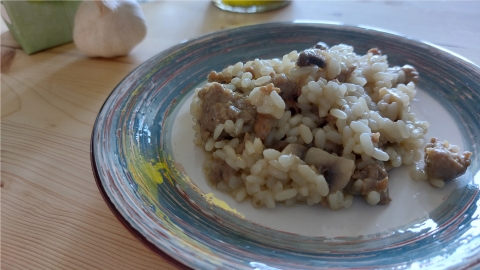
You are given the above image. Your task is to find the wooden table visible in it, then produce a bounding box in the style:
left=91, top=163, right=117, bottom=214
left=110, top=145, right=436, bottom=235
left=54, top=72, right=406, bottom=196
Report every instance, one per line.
left=2, top=1, right=479, bottom=269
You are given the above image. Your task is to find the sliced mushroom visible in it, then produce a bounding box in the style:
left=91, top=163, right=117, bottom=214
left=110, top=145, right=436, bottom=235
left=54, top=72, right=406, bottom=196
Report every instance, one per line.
left=296, top=49, right=326, bottom=68
left=281, top=143, right=308, bottom=160
left=304, top=147, right=355, bottom=192
left=313, top=42, right=329, bottom=50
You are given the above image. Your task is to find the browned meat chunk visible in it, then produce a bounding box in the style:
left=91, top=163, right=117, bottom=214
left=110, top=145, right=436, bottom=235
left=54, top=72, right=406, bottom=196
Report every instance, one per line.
left=335, top=65, right=357, bottom=82
left=401, top=64, right=419, bottom=84
left=207, top=71, right=232, bottom=84
left=296, top=49, right=326, bottom=68
left=424, top=137, right=472, bottom=181
left=351, top=164, right=391, bottom=204
left=197, top=83, right=256, bottom=140
left=209, top=159, right=236, bottom=184
left=368, top=48, right=382, bottom=55
left=272, top=74, right=299, bottom=101
left=254, top=113, right=275, bottom=141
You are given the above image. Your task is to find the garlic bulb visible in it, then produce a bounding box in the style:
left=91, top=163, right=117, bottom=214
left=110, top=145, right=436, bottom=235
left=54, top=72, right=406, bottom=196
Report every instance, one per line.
left=73, top=0, right=147, bottom=58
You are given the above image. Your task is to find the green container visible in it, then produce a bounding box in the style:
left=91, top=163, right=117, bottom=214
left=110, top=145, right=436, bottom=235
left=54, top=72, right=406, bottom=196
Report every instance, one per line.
left=1, top=0, right=81, bottom=54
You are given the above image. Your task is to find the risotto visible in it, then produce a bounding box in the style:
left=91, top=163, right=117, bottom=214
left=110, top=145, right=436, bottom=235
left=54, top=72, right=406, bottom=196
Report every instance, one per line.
left=189, top=43, right=472, bottom=210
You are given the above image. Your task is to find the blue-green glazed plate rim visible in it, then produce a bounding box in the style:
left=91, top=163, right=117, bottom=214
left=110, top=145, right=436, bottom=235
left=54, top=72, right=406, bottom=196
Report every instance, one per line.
left=91, top=22, right=480, bottom=269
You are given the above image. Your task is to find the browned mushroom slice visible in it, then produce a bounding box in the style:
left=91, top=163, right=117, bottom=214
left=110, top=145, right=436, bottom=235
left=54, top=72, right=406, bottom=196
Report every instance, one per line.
left=304, top=148, right=356, bottom=192
left=281, top=143, right=308, bottom=160
left=296, top=49, right=326, bottom=68
left=313, top=42, right=329, bottom=50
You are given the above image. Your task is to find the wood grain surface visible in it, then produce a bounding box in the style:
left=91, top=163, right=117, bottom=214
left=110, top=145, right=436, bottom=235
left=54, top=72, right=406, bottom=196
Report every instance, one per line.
left=2, top=1, right=479, bottom=269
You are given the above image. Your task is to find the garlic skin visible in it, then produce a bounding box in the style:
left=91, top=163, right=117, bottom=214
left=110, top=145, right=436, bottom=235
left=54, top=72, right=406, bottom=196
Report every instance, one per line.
left=73, top=0, right=147, bottom=58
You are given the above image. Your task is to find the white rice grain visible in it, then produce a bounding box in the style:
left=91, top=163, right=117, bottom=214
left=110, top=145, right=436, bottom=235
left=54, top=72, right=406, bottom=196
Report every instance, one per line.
left=411, top=166, right=428, bottom=181
left=250, top=162, right=263, bottom=176
left=245, top=140, right=255, bottom=155
left=288, top=114, right=304, bottom=127
left=223, top=145, right=237, bottom=160
left=275, top=123, right=290, bottom=140
left=278, top=154, right=296, bottom=168
left=289, top=171, right=307, bottom=186
left=234, top=118, right=244, bottom=135
left=314, top=129, right=326, bottom=149
left=241, top=77, right=252, bottom=88
left=263, top=149, right=281, bottom=160
left=235, top=188, right=247, bottom=201
left=308, top=81, right=322, bottom=94
left=366, top=191, right=381, bottom=205
left=301, top=117, right=317, bottom=129
left=213, top=149, right=227, bottom=161
left=215, top=140, right=227, bottom=149
left=246, top=175, right=266, bottom=185
left=253, top=138, right=263, bottom=154
left=270, top=91, right=286, bottom=110
left=285, top=136, right=298, bottom=144
left=246, top=183, right=261, bottom=195
left=213, top=124, right=224, bottom=140
left=287, top=127, right=300, bottom=137
left=241, top=72, right=252, bottom=80
left=205, top=138, right=214, bottom=152
left=298, top=165, right=317, bottom=184
left=225, top=157, right=239, bottom=171
left=397, top=120, right=410, bottom=138
left=232, top=62, right=244, bottom=75
left=263, top=191, right=276, bottom=209
left=343, top=194, right=354, bottom=208
left=350, top=120, right=371, bottom=134
left=254, top=76, right=272, bottom=86
left=268, top=160, right=290, bottom=172
left=274, top=188, right=298, bottom=201
left=277, top=110, right=291, bottom=127
left=330, top=108, right=347, bottom=119
left=360, top=133, right=374, bottom=155
left=372, top=148, right=390, bottom=161
left=298, top=186, right=309, bottom=196
left=342, top=137, right=356, bottom=156
left=228, top=138, right=240, bottom=148
left=235, top=157, right=247, bottom=169
left=268, top=165, right=288, bottom=180
left=327, top=190, right=344, bottom=210
left=313, top=175, right=329, bottom=196
left=325, top=130, right=343, bottom=145
left=299, top=124, right=313, bottom=144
